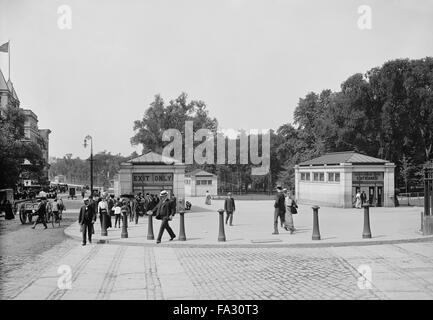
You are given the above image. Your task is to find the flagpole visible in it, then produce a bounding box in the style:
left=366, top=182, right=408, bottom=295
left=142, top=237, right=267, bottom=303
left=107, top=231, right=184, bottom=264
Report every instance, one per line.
left=8, top=40, right=10, bottom=81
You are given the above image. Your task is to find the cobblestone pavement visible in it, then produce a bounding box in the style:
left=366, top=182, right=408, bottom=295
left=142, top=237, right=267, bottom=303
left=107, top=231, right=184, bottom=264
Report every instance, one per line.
left=3, top=241, right=433, bottom=300
left=0, top=197, right=82, bottom=299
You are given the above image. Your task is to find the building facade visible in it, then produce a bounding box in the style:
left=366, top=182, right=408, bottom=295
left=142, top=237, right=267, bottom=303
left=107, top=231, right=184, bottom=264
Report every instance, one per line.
left=184, top=169, right=218, bottom=196
left=115, top=151, right=186, bottom=205
left=294, top=151, right=395, bottom=208
left=1, top=68, right=51, bottom=182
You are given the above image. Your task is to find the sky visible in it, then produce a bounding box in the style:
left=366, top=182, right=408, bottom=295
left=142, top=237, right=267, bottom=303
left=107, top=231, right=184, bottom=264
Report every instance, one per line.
left=1, top=0, right=432, bottom=159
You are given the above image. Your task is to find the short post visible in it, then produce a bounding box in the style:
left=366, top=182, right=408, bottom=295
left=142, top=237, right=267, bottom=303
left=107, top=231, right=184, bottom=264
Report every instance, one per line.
left=179, top=210, right=186, bottom=241
left=312, top=205, right=321, bottom=240
left=362, top=204, right=372, bottom=239
left=420, top=211, right=424, bottom=232
left=121, top=211, right=128, bottom=238
left=217, top=209, right=226, bottom=242
left=147, top=214, right=154, bottom=240
left=101, top=212, right=108, bottom=236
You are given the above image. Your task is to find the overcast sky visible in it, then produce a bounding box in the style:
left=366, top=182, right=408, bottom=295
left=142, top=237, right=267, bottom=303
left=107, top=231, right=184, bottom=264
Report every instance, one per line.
left=1, top=0, right=432, bottom=159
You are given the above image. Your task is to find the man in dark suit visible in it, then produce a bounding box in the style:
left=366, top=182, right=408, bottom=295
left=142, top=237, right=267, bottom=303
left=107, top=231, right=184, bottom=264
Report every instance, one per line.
left=224, top=192, right=236, bottom=226
left=78, top=198, right=96, bottom=246
left=152, top=190, right=176, bottom=244
left=273, top=186, right=286, bottom=234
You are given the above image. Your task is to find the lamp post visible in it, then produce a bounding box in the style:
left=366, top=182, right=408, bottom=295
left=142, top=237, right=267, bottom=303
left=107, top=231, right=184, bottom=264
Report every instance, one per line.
left=83, top=135, right=93, bottom=198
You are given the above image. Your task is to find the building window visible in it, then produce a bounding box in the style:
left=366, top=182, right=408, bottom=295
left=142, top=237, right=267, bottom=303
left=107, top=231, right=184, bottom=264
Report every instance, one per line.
left=328, top=172, right=341, bottom=183
left=313, top=172, right=324, bottom=182
left=207, top=180, right=212, bottom=185
left=301, top=173, right=311, bottom=181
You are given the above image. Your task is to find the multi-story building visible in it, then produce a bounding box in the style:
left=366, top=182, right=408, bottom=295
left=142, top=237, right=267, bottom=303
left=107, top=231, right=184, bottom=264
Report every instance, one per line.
left=1, top=68, right=51, bottom=182
left=0, top=68, right=20, bottom=115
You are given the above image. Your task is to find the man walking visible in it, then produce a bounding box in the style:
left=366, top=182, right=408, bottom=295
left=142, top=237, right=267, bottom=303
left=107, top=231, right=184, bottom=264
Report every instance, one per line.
left=31, top=197, right=48, bottom=229
left=273, top=186, right=286, bottom=234
left=153, top=190, right=176, bottom=244
left=224, top=192, right=235, bottom=226
left=78, top=198, right=95, bottom=246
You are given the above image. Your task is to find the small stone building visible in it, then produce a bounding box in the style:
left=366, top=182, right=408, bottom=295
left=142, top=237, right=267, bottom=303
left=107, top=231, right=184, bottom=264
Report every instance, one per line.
left=184, top=169, right=218, bottom=197
left=115, top=151, right=186, bottom=201
left=294, top=151, right=395, bottom=208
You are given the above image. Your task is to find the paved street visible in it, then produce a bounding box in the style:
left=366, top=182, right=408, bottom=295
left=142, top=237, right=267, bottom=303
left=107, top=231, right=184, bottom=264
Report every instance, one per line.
left=2, top=241, right=433, bottom=300
left=0, top=196, right=81, bottom=298
left=1, top=197, right=432, bottom=300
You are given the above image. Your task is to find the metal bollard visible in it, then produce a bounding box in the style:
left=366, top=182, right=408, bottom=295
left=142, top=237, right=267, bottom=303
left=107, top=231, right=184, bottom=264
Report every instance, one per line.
left=101, top=212, right=108, bottom=236
left=179, top=210, right=186, bottom=241
left=420, top=211, right=424, bottom=233
left=217, top=209, right=226, bottom=242
left=362, top=204, right=372, bottom=239
left=312, top=205, right=321, bottom=240
left=121, top=212, right=128, bottom=238
left=147, top=214, right=154, bottom=240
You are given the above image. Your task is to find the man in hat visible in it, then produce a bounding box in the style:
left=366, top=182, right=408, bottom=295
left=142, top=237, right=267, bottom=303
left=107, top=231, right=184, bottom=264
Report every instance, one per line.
left=224, top=192, right=235, bottom=226
left=273, top=185, right=286, bottom=234
left=78, top=197, right=96, bottom=245
left=152, top=190, right=176, bottom=244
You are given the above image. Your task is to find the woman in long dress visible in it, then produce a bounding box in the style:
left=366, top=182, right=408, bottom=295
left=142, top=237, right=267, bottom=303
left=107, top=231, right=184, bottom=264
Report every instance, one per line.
left=205, top=191, right=211, bottom=205
left=355, top=191, right=362, bottom=208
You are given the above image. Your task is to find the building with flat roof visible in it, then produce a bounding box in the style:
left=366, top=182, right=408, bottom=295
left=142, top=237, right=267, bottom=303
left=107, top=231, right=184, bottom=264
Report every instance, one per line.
left=115, top=151, right=186, bottom=206
left=294, top=151, right=395, bottom=208
left=184, top=169, right=218, bottom=196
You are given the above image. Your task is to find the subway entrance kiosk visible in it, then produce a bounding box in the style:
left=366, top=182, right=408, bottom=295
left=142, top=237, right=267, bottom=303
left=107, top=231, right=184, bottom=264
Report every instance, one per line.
left=115, top=151, right=186, bottom=201
left=294, top=151, right=395, bottom=208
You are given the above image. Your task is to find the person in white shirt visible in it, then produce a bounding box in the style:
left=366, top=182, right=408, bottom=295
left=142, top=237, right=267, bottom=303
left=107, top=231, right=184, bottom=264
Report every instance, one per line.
left=98, top=197, right=109, bottom=229
left=114, top=201, right=122, bottom=228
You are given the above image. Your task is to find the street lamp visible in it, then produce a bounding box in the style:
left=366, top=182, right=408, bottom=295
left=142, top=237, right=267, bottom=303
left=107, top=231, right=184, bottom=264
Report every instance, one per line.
left=83, top=135, right=93, bottom=197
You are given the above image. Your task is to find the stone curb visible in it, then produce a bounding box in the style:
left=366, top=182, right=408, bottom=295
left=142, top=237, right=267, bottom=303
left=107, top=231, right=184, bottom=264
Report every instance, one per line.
left=64, top=222, right=433, bottom=249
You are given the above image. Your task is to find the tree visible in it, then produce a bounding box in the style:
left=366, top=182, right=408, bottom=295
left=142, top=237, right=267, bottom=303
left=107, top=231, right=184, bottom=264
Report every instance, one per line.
left=131, top=93, right=218, bottom=157
left=0, top=105, right=46, bottom=189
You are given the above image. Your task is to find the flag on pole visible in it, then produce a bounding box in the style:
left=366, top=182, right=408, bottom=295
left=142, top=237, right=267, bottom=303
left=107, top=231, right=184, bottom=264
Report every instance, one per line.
left=0, top=42, right=9, bottom=53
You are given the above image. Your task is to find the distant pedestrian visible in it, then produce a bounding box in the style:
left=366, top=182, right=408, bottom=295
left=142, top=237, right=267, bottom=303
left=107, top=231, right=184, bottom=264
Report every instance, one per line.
left=130, top=196, right=138, bottom=223
left=114, top=202, right=122, bottom=228
left=153, top=190, right=176, bottom=244
left=224, top=192, right=235, bottom=226
left=120, top=199, right=130, bottom=226
left=355, top=191, right=362, bottom=208
left=4, top=200, right=14, bottom=220
left=273, top=186, right=286, bottom=235
left=361, top=191, right=367, bottom=205
left=78, top=198, right=95, bottom=245
left=107, top=195, right=115, bottom=228
left=283, top=189, right=296, bottom=234
left=98, top=197, right=109, bottom=230
left=52, top=198, right=60, bottom=222
left=205, top=190, right=211, bottom=205
left=31, top=197, right=48, bottom=229
left=81, top=190, right=85, bottom=199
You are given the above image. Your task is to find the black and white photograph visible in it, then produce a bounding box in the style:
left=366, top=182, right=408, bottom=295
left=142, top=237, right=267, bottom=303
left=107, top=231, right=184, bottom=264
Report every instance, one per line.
left=1, top=0, right=433, bottom=307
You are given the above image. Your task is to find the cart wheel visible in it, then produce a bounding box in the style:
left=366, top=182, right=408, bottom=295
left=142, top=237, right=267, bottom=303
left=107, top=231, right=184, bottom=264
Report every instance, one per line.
left=19, top=209, right=26, bottom=224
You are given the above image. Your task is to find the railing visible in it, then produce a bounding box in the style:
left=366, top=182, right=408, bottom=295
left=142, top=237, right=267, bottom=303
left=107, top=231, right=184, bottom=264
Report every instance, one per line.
left=397, top=192, right=424, bottom=207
